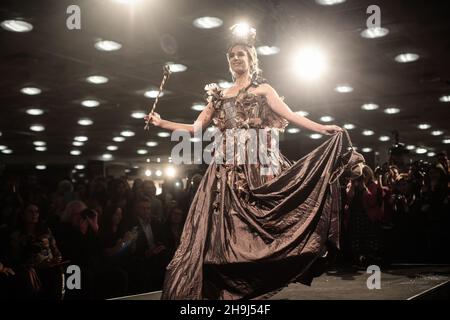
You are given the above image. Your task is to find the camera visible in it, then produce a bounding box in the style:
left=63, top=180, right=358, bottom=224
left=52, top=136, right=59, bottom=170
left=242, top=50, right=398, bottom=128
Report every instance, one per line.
left=80, top=208, right=97, bottom=219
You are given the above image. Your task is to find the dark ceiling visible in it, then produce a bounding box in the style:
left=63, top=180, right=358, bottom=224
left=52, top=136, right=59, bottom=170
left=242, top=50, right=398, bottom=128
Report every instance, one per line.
left=1, top=0, right=450, bottom=168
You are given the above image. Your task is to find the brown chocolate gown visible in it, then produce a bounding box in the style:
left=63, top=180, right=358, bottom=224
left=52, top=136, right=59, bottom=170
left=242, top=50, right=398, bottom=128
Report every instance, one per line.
left=161, top=87, right=346, bottom=299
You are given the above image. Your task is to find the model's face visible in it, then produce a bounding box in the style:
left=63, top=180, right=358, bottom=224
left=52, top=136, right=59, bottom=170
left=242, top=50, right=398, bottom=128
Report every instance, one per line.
left=228, top=45, right=250, bottom=76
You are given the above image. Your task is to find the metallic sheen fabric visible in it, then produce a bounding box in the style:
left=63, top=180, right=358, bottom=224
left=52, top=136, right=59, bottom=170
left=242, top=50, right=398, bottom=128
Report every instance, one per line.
left=161, top=92, right=346, bottom=300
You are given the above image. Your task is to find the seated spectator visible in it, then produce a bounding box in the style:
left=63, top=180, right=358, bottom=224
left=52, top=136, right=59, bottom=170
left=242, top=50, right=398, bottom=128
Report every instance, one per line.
left=141, top=181, right=165, bottom=224
left=99, top=205, right=137, bottom=265
left=8, top=203, right=64, bottom=299
left=123, top=198, right=171, bottom=292
left=167, top=205, right=186, bottom=251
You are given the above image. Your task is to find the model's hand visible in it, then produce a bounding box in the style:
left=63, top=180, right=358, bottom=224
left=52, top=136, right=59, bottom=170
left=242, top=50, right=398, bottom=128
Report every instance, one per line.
left=320, top=125, right=342, bottom=135
left=144, top=112, right=162, bottom=127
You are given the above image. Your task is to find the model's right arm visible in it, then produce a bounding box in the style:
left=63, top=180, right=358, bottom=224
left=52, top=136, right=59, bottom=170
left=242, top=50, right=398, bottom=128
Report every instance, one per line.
left=145, top=101, right=215, bottom=134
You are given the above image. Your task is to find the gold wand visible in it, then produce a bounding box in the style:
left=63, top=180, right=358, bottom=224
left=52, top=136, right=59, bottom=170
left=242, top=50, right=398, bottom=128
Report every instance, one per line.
left=144, top=64, right=172, bottom=130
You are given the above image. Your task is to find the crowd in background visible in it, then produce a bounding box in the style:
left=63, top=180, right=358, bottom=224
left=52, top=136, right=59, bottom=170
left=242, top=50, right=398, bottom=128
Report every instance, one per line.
left=0, top=147, right=448, bottom=299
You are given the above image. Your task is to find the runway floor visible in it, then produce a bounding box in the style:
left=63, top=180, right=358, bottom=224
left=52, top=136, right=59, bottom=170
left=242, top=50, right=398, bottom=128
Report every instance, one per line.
left=112, top=264, right=450, bottom=300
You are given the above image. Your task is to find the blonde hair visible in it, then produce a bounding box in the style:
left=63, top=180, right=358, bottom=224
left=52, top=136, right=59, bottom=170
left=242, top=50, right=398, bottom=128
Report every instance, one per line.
left=227, top=44, right=262, bottom=81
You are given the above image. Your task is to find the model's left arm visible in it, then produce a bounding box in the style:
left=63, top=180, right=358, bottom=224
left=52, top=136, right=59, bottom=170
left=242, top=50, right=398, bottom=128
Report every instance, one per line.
left=262, top=84, right=342, bottom=135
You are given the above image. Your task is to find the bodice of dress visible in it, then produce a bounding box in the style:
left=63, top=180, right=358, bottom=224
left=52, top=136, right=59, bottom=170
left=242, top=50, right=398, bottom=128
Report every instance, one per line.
left=211, top=88, right=288, bottom=132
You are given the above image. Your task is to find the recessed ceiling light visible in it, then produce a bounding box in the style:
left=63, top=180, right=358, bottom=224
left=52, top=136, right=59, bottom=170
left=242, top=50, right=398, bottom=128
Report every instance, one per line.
left=315, top=0, right=346, bottom=5
left=295, top=111, right=309, bottom=117
left=361, top=103, right=379, bottom=111
left=35, top=165, right=46, bottom=170
left=137, top=149, right=148, bottom=155
left=2, top=149, right=13, bottom=154
left=418, top=123, right=431, bottom=130
left=406, top=145, right=416, bottom=150
left=431, top=130, right=443, bottom=136
left=1, top=20, right=33, bottom=32
left=415, top=147, right=427, bottom=154
left=155, top=169, right=163, bottom=177
left=102, top=153, right=113, bottom=160
left=157, top=132, right=170, bottom=138
left=146, top=141, right=158, bottom=147
left=320, top=116, right=334, bottom=122
left=343, top=123, right=356, bottom=130
left=70, top=150, right=82, bottom=156
left=384, top=107, right=400, bottom=114
left=144, top=90, right=164, bottom=98
left=191, top=104, right=206, bottom=111
left=75, top=165, right=85, bottom=170
left=30, top=124, right=45, bottom=132
left=95, top=40, right=122, bottom=51
left=33, top=141, right=46, bottom=146
left=86, top=75, right=109, bottom=84
left=131, top=111, right=146, bottom=119
left=443, top=139, right=450, bottom=144
left=120, top=130, right=135, bottom=137
left=193, top=16, right=223, bottom=29
left=26, top=108, right=44, bottom=115
left=360, top=27, right=389, bottom=39
left=81, top=99, right=100, bottom=108
left=145, top=169, right=152, bottom=177
left=287, top=128, right=300, bottom=134
left=379, top=135, right=390, bottom=142
left=362, top=147, right=373, bottom=153
left=257, top=46, right=280, bottom=56
left=78, top=118, right=93, bottom=126
left=427, top=152, right=436, bottom=157
left=35, top=147, right=47, bottom=152
left=362, top=130, right=374, bottom=136
left=395, top=53, right=419, bottom=63
left=218, top=81, right=233, bottom=89
left=335, top=85, right=353, bottom=93
left=21, top=87, right=41, bottom=95
left=0, top=145, right=7, bottom=150
left=439, top=95, right=450, bottom=102
left=167, top=62, right=187, bottom=73
left=113, top=136, right=125, bottom=142
left=310, top=133, right=323, bottom=139
left=106, top=145, right=118, bottom=151
left=74, top=136, right=88, bottom=142
left=73, top=141, right=84, bottom=146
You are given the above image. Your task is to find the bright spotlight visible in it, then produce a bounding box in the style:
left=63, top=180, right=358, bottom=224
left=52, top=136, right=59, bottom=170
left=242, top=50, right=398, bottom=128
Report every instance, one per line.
left=113, top=0, right=140, bottom=4
left=166, top=166, right=176, bottom=178
left=294, top=47, right=327, bottom=80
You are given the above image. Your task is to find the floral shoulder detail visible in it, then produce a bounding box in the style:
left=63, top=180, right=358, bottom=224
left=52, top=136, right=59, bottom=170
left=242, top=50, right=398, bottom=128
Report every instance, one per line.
left=204, top=83, right=222, bottom=106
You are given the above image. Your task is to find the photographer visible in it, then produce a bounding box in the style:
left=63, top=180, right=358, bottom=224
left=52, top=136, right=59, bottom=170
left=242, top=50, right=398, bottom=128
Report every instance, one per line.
left=58, top=207, right=127, bottom=299
left=345, top=165, right=383, bottom=266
